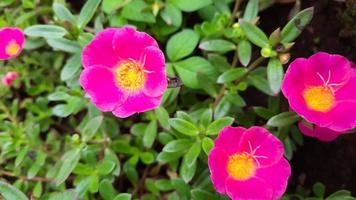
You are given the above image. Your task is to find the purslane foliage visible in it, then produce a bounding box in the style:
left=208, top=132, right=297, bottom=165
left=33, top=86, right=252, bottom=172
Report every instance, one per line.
left=0, top=0, right=354, bottom=200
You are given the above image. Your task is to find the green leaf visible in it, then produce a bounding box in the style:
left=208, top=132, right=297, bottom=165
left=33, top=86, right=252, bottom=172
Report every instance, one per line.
left=49, top=190, right=79, bottom=200
left=313, top=182, right=326, bottom=198
left=55, top=148, right=81, bottom=185
left=180, top=157, right=197, bottom=183
left=171, top=0, right=212, bottom=12
left=247, top=71, right=274, bottom=96
left=143, top=120, right=157, bottom=148
left=283, top=137, right=293, bottom=160
left=99, top=179, right=118, bottom=200
left=169, top=118, right=199, bottom=136
left=15, top=147, right=29, bottom=167
left=267, top=58, right=284, bottom=94
left=140, top=152, right=155, bottom=164
left=46, top=38, right=82, bottom=53
left=217, top=68, right=247, bottom=84
left=200, top=109, right=213, bottom=128
left=81, top=115, right=104, bottom=141
left=97, top=160, right=116, bottom=175
left=114, top=193, right=132, bottom=200
left=161, top=3, right=182, bottom=27
left=78, top=0, right=101, bottom=28
left=52, top=104, right=74, bottom=117
left=197, top=72, right=218, bottom=97
left=239, top=20, right=269, bottom=48
left=327, top=190, right=352, bottom=200
left=206, top=117, right=234, bottom=135
left=122, top=0, right=156, bottom=23
left=174, top=57, right=217, bottom=89
left=53, top=3, right=77, bottom=24
left=191, top=189, right=216, bottom=200
left=243, top=0, right=258, bottom=21
left=24, top=25, right=68, bottom=38
left=267, top=112, right=300, bottom=127
left=0, top=181, right=28, bottom=200
left=163, top=139, right=193, bottom=153
left=155, top=107, right=170, bottom=129
left=184, top=142, right=201, bottom=167
left=281, top=7, right=314, bottom=43
left=33, top=182, right=42, bottom=198
left=238, top=39, right=252, bottom=66
left=155, top=179, right=174, bottom=191
left=225, top=92, right=246, bottom=107
left=60, top=53, right=81, bottom=81
left=199, top=39, right=236, bottom=53
left=102, top=0, right=125, bottom=13
left=166, top=29, right=199, bottom=61
left=202, top=137, right=214, bottom=155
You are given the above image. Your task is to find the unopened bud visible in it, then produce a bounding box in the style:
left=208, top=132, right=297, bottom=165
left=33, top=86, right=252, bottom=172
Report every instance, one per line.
left=261, top=47, right=276, bottom=58
left=1, top=71, right=18, bottom=87
left=278, top=53, right=291, bottom=64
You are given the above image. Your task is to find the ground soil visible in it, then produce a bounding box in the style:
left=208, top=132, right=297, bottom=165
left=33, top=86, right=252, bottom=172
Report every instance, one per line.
left=260, top=0, right=356, bottom=195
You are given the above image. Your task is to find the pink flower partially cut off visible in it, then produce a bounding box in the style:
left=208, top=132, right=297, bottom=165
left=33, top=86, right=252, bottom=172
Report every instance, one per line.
left=0, top=27, right=25, bottom=60
left=298, top=121, right=345, bottom=142
left=282, top=52, right=356, bottom=132
left=208, top=126, right=291, bottom=200
left=80, top=27, right=167, bottom=118
left=2, top=71, right=18, bottom=87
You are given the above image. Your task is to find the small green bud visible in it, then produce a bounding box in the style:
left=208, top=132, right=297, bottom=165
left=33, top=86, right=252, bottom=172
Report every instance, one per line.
left=261, top=47, right=276, bottom=58
left=72, top=134, right=80, bottom=142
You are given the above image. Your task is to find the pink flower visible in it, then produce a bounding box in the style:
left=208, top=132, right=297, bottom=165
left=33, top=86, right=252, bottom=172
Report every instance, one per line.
left=282, top=52, right=356, bottom=132
left=298, top=121, right=345, bottom=142
left=80, top=27, right=167, bottom=118
left=208, top=126, right=291, bottom=200
left=0, top=27, right=25, bottom=60
left=2, top=71, right=18, bottom=87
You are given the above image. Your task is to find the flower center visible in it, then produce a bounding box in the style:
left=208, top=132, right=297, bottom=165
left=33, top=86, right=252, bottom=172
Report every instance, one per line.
left=227, top=152, right=256, bottom=180
left=115, top=60, right=145, bottom=91
left=5, top=40, right=20, bottom=56
left=303, top=86, right=335, bottom=112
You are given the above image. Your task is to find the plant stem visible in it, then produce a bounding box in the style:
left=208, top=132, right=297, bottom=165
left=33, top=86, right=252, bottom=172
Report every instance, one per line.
left=0, top=170, right=52, bottom=182
left=229, top=0, right=242, bottom=25
left=213, top=57, right=265, bottom=109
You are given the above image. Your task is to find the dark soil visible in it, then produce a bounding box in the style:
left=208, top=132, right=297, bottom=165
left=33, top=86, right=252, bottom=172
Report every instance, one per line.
left=260, top=0, right=356, bottom=195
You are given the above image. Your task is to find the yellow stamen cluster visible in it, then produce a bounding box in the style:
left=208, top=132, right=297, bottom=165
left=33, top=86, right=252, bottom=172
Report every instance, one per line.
left=303, top=86, right=335, bottom=112
left=227, top=152, right=256, bottom=180
left=115, top=60, right=145, bottom=91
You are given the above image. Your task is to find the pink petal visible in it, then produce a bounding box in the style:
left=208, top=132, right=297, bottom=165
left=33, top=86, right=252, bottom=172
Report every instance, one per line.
left=82, top=28, right=120, bottom=68
left=239, top=127, right=284, bottom=167
left=80, top=65, right=125, bottom=112
left=214, top=126, right=246, bottom=155
left=112, top=92, right=161, bottom=118
left=335, top=69, right=356, bottom=101
left=305, top=52, right=351, bottom=86
left=113, top=26, right=158, bottom=62
left=281, top=58, right=308, bottom=113
left=256, top=158, right=291, bottom=200
left=0, top=27, right=25, bottom=60
left=327, top=101, right=356, bottom=132
left=142, top=46, right=165, bottom=72
left=298, top=122, right=342, bottom=142
left=225, top=177, right=273, bottom=200
left=141, top=46, right=167, bottom=97
left=208, top=147, right=229, bottom=194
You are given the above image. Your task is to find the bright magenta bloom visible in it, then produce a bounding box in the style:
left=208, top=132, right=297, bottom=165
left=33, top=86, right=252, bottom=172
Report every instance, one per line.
left=208, top=126, right=291, bottom=200
left=80, top=27, right=167, bottom=118
left=298, top=121, right=345, bottom=142
left=282, top=52, right=356, bottom=132
left=0, top=27, right=25, bottom=60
